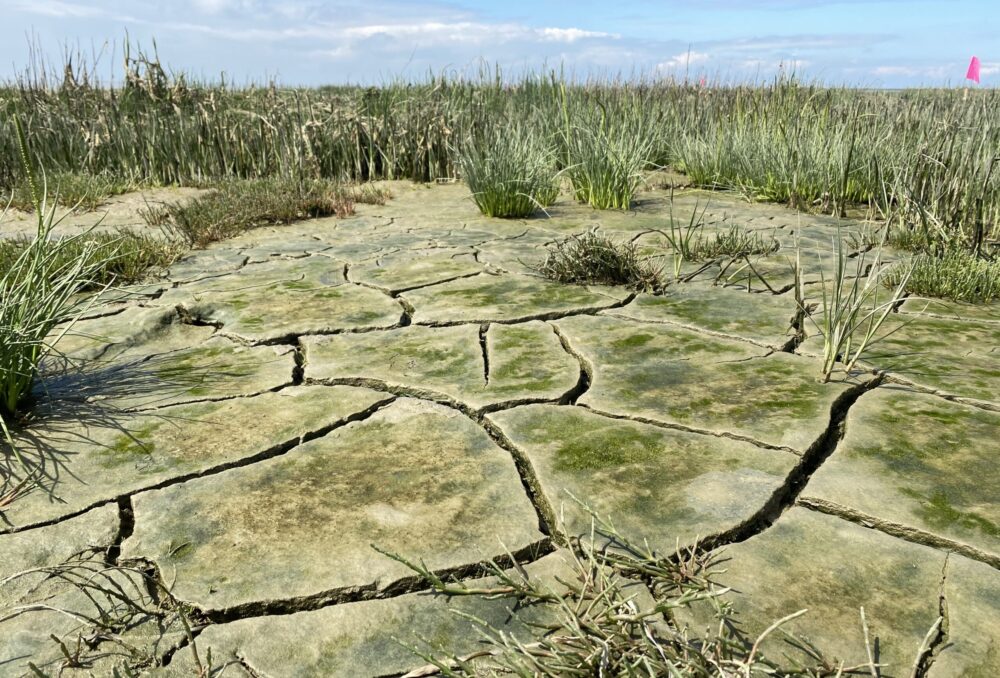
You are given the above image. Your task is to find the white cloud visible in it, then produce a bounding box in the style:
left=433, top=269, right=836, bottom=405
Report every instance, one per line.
left=2, top=0, right=969, bottom=86
left=872, top=64, right=952, bottom=80
left=655, top=50, right=710, bottom=71
left=740, top=58, right=809, bottom=71
left=12, top=0, right=104, bottom=18
left=339, top=22, right=613, bottom=46
left=536, top=27, right=617, bottom=43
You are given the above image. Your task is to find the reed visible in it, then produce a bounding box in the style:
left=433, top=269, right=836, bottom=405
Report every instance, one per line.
left=1, top=46, right=996, bottom=254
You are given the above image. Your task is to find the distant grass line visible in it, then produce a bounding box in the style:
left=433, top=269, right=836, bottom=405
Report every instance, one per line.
left=2, top=49, right=998, bottom=253
left=142, top=177, right=390, bottom=247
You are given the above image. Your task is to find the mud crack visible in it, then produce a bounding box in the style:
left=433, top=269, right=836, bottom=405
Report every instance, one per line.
left=479, top=323, right=491, bottom=386
left=797, top=497, right=1000, bottom=571
left=413, top=291, right=639, bottom=329
left=549, top=323, right=592, bottom=405
left=2, top=396, right=398, bottom=536
left=691, top=374, right=883, bottom=552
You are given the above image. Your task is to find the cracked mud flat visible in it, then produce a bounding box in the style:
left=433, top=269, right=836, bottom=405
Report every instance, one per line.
left=2, top=181, right=998, bottom=677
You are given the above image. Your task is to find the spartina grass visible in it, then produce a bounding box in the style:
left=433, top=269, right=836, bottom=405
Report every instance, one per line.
left=0, top=230, right=185, bottom=289
left=142, top=178, right=388, bottom=247
left=0, top=119, right=114, bottom=419
left=886, top=250, right=1000, bottom=303
left=695, top=224, right=780, bottom=260
left=799, top=231, right=914, bottom=383
left=458, top=124, right=559, bottom=218
left=658, top=200, right=708, bottom=261
left=537, top=231, right=664, bottom=292
left=3, top=46, right=998, bottom=255
left=560, top=88, right=653, bottom=210
left=563, top=123, right=652, bottom=210
left=1, top=118, right=124, bottom=494
left=3, top=171, right=139, bottom=212
left=654, top=199, right=778, bottom=278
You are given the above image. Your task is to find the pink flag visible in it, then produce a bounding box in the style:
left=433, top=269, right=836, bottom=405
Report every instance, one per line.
left=966, top=56, right=981, bottom=84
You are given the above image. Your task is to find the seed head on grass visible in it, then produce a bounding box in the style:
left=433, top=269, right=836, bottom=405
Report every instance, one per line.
left=537, top=231, right=664, bottom=292
left=458, top=125, right=559, bottom=218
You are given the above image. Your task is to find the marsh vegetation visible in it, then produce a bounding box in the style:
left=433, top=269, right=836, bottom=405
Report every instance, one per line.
left=0, top=47, right=996, bottom=677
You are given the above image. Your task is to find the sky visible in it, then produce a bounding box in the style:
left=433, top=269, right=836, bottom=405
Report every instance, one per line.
left=2, top=0, right=997, bottom=87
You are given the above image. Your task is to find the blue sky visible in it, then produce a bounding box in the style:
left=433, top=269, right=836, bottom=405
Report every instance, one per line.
left=2, top=0, right=997, bottom=87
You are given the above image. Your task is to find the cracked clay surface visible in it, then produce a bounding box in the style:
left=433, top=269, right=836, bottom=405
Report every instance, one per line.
left=2, top=181, right=998, bottom=677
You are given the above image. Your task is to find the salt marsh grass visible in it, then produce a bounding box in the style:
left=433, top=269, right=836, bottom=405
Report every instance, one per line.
left=2, top=46, right=997, bottom=283
left=0, top=230, right=184, bottom=289
left=458, top=124, right=558, bottom=218
left=0, top=120, right=117, bottom=424
left=142, top=177, right=388, bottom=247
left=385, top=502, right=942, bottom=677
left=888, top=250, right=1000, bottom=303
left=561, top=112, right=654, bottom=210
left=802, top=233, right=913, bottom=382
left=3, top=50, right=997, bottom=254
left=2, top=172, right=138, bottom=212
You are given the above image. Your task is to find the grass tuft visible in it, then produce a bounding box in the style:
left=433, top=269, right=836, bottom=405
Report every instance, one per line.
left=142, top=178, right=389, bottom=247
left=886, top=250, right=1000, bottom=304
left=655, top=200, right=779, bottom=278
left=537, top=231, right=664, bottom=292
left=3, top=172, right=138, bottom=211
left=562, top=120, right=652, bottom=210
left=799, top=232, right=913, bottom=382
left=0, top=230, right=184, bottom=290
left=693, top=224, right=780, bottom=260
left=0, top=120, right=115, bottom=423
left=458, top=125, right=559, bottom=218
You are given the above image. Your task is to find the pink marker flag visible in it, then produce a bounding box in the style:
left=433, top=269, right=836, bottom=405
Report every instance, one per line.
left=967, top=56, right=981, bottom=84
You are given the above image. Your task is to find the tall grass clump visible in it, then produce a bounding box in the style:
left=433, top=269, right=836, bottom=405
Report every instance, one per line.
left=673, top=79, right=875, bottom=214
left=0, top=230, right=184, bottom=289
left=801, top=232, right=913, bottom=383
left=561, top=106, right=654, bottom=210
left=0, top=120, right=112, bottom=422
left=458, top=124, right=558, bottom=218
left=143, top=178, right=388, bottom=247
left=537, top=231, right=664, bottom=292
left=886, top=250, right=1000, bottom=304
